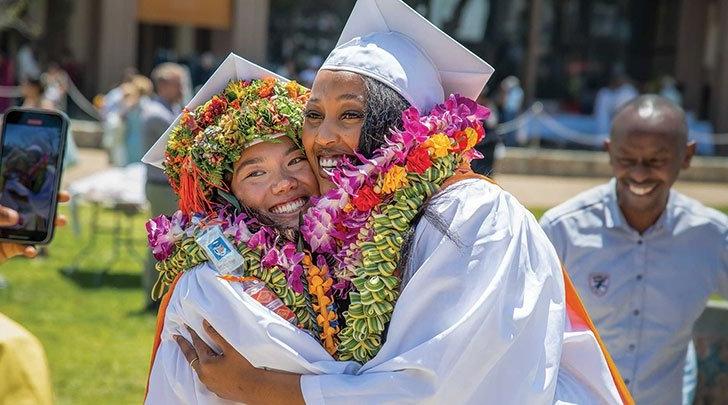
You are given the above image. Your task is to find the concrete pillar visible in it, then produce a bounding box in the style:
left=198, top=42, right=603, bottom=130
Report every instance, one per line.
left=523, top=0, right=543, bottom=105
left=96, top=0, right=137, bottom=93
left=68, top=0, right=92, bottom=67
left=175, top=25, right=196, bottom=57
left=231, top=0, right=270, bottom=64
left=675, top=0, right=708, bottom=114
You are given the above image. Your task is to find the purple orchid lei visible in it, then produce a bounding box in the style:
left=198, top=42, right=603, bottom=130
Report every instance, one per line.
left=146, top=205, right=305, bottom=291
left=300, top=94, right=490, bottom=296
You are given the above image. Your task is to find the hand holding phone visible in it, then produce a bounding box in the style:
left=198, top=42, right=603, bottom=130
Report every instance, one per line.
left=0, top=108, right=69, bottom=245
left=0, top=192, right=70, bottom=262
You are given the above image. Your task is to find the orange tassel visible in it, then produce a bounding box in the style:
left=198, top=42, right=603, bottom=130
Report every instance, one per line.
left=169, top=156, right=234, bottom=215
left=174, top=157, right=212, bottom=214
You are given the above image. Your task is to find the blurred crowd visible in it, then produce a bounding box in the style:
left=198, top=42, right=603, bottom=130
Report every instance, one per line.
left=0, top=41, right=693, bottom=177
left=0, top=42, right=80, bottom=113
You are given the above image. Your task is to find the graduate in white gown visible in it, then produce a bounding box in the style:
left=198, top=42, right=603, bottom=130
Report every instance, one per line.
left=144, top=1, right=632, bottom=403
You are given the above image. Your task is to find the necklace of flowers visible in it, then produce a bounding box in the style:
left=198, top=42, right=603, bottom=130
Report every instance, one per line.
left=301, top=94, right=490, bottom=363
left=145, top=206, right=321, bottom=334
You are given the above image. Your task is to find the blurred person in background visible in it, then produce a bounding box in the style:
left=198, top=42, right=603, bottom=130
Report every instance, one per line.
left=41, top=62, right=69, bottom=112
left=471, top=87, right=500, bottom=176
left=497, top=75, right=523, bottom=146
left=101, top=67, right=139, bottom=119
left=124, top=75, right=153, bottom=165
left=101, top=68, right=139, bottom=165
left=15, top=41, right=40, bottom=84
left=19, top=78, right=79, bottom=171
left=104, top=75, right=153, bottom=166
left=20, top=78, right=53, bottom=109
left=540, top=95, right=728, bottom=404
left=141, top=63, right=184, bottom=311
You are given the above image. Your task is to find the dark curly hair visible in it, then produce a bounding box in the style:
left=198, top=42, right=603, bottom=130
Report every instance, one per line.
left=358, top=76, right=411, bottom=158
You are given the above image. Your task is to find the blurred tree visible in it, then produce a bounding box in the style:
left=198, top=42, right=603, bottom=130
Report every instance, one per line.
left=0, top=0, right=43, bottom=39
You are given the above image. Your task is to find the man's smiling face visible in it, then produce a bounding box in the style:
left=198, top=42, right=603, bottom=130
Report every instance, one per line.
left=606, top=97, right=694, bottom=225
left=302, top=70, right=366, bottom=194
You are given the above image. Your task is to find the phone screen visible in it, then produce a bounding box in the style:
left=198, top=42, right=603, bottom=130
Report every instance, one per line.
left=0, top=116, right=63, bottom=240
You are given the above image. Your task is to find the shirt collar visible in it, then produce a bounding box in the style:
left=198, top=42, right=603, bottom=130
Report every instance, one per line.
left=604, top=178, right=625, bottom=230
left=653, top=189, right=677, bottom=233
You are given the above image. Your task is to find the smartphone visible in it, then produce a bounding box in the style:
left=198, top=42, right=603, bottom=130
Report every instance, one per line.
left=0, top=108, right=69, bottom=244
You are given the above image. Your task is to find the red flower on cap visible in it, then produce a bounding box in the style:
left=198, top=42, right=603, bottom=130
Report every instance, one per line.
left=406, top=146, right=433, bottom=174
left=198, top=96, right=228, bottom=127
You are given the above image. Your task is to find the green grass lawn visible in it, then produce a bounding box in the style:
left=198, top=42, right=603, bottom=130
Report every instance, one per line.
left=0, top=204, right=155, bottom=405
left=1, top=204, right=726, bottom=404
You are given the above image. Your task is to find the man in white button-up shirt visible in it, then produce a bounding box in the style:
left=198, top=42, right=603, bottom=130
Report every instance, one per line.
left=540, top=95, right=728, bottom=404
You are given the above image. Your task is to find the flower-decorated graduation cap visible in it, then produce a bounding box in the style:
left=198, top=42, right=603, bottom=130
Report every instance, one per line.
left=141, top=53, right=309, bottom=214
left=321, top=0, right=494, bottom=113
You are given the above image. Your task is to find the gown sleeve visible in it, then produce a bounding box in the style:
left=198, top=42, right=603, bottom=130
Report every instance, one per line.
left=301, top=179, right=571, bottom=404
left=145, top=263, right=357, bottom=405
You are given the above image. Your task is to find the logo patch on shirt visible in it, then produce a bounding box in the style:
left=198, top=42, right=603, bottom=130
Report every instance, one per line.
left=589, top=273, right=610, bottom=297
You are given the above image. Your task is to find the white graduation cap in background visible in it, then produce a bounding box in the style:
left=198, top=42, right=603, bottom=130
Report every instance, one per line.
left=321, top=0, right=494, bottom=112
left=141, top=53, right=284, bottom=169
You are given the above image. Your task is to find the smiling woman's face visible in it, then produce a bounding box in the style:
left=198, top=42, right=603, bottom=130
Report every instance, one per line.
left=302, top=70, right=366, bottom=193
left=230, top=137, right=318, bottom=228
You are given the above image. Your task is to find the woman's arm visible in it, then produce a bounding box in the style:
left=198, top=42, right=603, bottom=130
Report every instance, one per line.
left=176, top=321, right=305, bottom=405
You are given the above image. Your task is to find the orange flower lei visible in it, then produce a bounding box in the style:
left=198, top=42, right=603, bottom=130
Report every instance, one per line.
left=302, top=254, right=339, bottom=355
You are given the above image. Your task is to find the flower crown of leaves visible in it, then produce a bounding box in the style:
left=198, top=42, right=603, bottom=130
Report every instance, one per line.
left=163, top=78, right=310, bottom=214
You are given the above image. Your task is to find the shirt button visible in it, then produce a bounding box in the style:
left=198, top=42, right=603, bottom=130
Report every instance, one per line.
left=628, top=344, right=636, bottom=351
left=633, top=309, right=640, bottom=316
left=624, top=378, right=630, bottom=385
left=637, top=239, right=643, bottom=245
left=636, top=274, right=643, bottom=281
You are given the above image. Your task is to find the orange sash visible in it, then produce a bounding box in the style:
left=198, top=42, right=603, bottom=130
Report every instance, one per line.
left=144, top=273, right=183, bottom=400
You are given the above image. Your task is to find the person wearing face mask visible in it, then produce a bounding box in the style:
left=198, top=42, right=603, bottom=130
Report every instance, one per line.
left=540, top=95, right=728, bottom=404
left=162, top=1, right=632, bottom=404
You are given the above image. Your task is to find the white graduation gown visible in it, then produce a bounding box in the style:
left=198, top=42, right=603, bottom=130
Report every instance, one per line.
left=146, top=179, right=623, bottom=404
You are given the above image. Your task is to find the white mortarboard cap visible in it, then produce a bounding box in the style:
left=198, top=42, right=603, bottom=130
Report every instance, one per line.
left=321, top=0, right=494, bottom=112
left=141, top=53, right=285, bottom=169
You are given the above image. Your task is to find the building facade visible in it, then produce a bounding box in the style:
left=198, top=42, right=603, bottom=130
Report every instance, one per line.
left=1, top=0, right=727, bottom=139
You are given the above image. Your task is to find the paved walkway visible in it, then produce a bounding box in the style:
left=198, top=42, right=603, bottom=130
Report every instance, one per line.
left=496, top=174, right=728, bottom=208
left=64, top=148, right=728, bottom=209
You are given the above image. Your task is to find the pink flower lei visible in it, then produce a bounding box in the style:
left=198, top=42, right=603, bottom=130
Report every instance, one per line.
left=145, top=205, right=306, bottom=292
left=301, top=94, right=490, bottom=295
